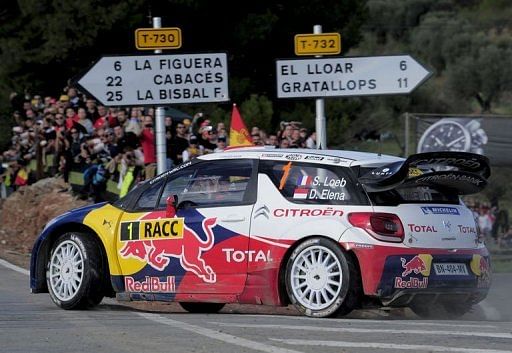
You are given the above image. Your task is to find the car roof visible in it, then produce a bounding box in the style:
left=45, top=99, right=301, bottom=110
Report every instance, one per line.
left=199, top=146, right=404, bottom=167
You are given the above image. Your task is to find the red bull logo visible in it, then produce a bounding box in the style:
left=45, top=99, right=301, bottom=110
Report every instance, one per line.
left=120, top=217, right=217, bottom=283
left=125, top=276, right=176, bottom=293
left=479, top=257, right=490, bottom=276
left=401, top=255, right=426, bottom=277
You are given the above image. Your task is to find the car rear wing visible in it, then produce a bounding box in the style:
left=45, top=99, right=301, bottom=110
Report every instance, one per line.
left=358, top=152, right=491, bottom=195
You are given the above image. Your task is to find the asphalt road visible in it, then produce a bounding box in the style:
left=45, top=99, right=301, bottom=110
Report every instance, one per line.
left=1, top=259, right=512, bottom=353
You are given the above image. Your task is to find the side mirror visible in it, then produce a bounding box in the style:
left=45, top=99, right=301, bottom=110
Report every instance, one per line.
left=166, top=195, right=178, bottom=218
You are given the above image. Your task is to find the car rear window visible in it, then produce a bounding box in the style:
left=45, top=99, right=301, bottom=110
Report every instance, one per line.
left=260, top=160, right=368, bottom=205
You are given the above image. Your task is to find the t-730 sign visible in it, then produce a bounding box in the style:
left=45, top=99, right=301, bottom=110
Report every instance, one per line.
left=77, top=53, right=229, bottom=106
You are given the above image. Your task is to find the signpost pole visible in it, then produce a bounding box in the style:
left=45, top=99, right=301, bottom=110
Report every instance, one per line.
left=314, top=25, right=327, bottom=150
left=153, top=17, right=167, bottom=175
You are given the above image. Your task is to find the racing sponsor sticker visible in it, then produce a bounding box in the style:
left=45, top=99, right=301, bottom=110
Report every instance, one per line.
left=304, top=155, right=324, bottom=161
left=119, top=217, right=217, bottom=282
left=222, top=249, right=273, bottom=263
left=394, top=277, right=428, bottom=289
left=125, top=276, right=176, bottom=293
left=401, top=254, right=432, bottom=277
left=273, top=207, right=343, bottom=217
left=421, top=206, right=460, bottom=215
left=120, top=218, right=185, bottom=241
left=285, top=154, right=303, bottom=161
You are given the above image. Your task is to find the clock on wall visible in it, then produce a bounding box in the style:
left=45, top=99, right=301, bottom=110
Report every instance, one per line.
left=417, top=118, right=488, bottom=154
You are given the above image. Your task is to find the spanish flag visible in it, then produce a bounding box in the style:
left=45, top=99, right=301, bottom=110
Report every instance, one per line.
left=229, top=103, right=253, bottom=147
left=14, top=168, right=28, bottom=186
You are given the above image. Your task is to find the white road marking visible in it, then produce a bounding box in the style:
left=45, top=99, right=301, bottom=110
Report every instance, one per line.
left=212, top=322, right=512, bottom=339
left=239, top=314, right=500, bottom=328
left=0, top=258, right=29, bottom=276
left=270, top=338, right=512, bottom=353
left=137, top=312, right=304, bottom=353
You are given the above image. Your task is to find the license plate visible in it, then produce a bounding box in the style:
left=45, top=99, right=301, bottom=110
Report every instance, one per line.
left=433, top=263, right=468, bottom=275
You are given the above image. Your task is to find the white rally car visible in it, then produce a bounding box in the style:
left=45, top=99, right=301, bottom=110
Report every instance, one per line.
left=30, top=148, right=491, bottom=318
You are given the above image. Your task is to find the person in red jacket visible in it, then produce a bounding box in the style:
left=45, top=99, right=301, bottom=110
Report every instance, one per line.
left=139, top=115, right=156, bottom=179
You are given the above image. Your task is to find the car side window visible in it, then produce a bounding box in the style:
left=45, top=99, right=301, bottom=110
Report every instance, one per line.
left=261, top=160, right=367, bottom=205
left=158, top=159, right=257, bottom=208
left=133, top=180, right=164, bottom=210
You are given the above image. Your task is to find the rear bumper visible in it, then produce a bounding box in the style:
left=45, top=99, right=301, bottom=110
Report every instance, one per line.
left=381, top=287, right=489, bottom=307
left=347, top=243, right=491, bottom=303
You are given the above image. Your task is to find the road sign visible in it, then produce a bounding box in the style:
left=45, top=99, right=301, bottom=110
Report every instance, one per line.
left=135, top=27, right=182, bottom=50
left=76, top=53, right=229, bottom=106
left=276, top=55, right=432, bottom=99
left=294, top=33, right=341, bottom=56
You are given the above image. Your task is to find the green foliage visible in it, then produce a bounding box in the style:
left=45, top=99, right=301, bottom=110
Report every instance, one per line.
left=240, top=94, right=273, bottom=133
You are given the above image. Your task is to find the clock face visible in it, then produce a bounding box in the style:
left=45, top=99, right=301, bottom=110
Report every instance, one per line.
left=417, top=120, right=472, bottom=153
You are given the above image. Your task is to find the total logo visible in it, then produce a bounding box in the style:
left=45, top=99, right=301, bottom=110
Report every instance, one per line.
left=222, top=248, right=273, bottom=263
left=407, top=224, right=438, bottom=233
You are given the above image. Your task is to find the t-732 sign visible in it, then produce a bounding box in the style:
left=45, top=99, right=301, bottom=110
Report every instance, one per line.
left=276, top=55, right=432, bottom=98
left=77, top=53, right=229, bottom=106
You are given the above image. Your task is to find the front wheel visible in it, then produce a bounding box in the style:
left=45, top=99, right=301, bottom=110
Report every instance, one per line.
left=179, top=302, right=225, bottom=313
left=46, top=233, right=104, bottom=309
left=285, top=237, right=360, bottom=318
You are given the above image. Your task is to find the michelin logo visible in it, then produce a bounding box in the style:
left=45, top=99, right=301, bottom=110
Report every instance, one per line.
left=421, top=206, right=460, bottom=215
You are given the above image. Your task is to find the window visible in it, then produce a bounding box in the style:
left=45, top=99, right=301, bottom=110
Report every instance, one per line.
left=158, top=159, right=256, bottom=208
left=133, top=181, right=163, bottom=210
left=261, top=161, right=367, bottom=205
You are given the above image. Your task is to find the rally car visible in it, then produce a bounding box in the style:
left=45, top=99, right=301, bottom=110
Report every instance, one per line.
left=30, top=148, right=491, bottom=318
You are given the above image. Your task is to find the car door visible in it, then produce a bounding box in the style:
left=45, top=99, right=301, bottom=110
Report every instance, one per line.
left=116, top=158, right=257, bottom=296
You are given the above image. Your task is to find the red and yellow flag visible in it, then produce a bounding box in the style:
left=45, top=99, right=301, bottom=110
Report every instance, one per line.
left=229, top=103, right=253, bottom=147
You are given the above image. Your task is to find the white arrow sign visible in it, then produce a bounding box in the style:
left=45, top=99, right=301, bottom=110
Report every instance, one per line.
left=77, top=53, right=229, bottom=106
left=276, top=55, right=432, bottom=98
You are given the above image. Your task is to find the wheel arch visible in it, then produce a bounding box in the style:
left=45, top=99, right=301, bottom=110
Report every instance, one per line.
left=277, top=235, right=363, bottom=306
left=33, top=222, right=114, bottom=297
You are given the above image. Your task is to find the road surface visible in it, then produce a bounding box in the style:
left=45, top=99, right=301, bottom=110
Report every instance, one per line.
left=1, top=259, right=511, bottom=353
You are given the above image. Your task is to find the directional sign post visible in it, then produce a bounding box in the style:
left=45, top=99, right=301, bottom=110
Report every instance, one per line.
left=76, top=52, right=229, bottom=106
left=276, top=55, right=432, bottom=99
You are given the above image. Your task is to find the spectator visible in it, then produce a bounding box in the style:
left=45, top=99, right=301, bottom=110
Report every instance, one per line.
left=168, top=122, right=189, bottom=166
left=139, top=115, right=157, bottom=179
left=306, top=131, right=317, bottom=149
left=77, top=107, right=94, bottom=135
left=214, top=136, right=227, bottom=152
left=183, top=135, right=203, bottom=162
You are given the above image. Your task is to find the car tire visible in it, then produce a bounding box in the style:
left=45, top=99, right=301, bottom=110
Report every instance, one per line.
left=410, top=301, right=473, bottom=319
left=285, top=237, right=359, bottom=318
left=179, top=302, right=225, bottom=313
left=46, top=232, right=105, bottom=310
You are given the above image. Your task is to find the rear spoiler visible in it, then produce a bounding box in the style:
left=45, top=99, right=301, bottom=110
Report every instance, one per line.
left=358, top=152, right=491, bottom=195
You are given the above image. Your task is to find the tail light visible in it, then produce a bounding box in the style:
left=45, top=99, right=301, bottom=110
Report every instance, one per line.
left=348, top=212, right=404, bottom=243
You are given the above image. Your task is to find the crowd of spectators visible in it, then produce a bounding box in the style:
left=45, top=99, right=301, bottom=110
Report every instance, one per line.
left=466, top=200, right=512, bottom=248
left=0, top=87, right=318, bottom=202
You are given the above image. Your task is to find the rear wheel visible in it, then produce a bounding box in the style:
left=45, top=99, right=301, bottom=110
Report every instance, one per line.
left=179, top=302, right=225, bottom=313
left=46, top=233, right=104, bottom=309
left=285, top=237, right=360, bottom=318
